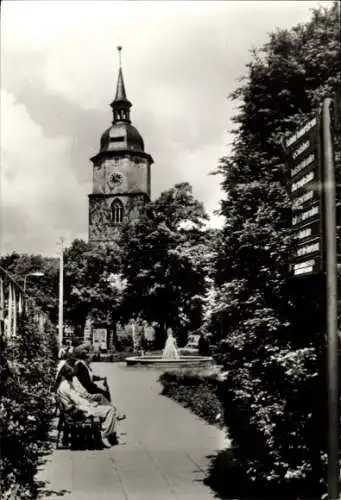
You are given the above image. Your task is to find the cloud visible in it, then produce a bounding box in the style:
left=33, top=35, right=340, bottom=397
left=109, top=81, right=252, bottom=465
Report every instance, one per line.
left=0, top=89, right=88, bottom=255
left=1, top=0, right=330, bottom=255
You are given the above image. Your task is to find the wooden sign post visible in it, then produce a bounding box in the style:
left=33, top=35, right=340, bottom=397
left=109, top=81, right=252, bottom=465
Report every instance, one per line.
left=322, top=98, right=339, bottom=500
left=285, top=113, right=323, bottom=276
left=284, top=97, right=339, bottom=499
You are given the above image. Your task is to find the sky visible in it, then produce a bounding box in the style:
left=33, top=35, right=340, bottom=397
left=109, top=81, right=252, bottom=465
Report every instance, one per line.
left=0, top=0, right=331, bottom=256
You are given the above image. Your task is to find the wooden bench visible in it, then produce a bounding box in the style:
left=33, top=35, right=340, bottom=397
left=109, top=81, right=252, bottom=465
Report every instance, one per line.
left=55, top=399, right=102, bottom=450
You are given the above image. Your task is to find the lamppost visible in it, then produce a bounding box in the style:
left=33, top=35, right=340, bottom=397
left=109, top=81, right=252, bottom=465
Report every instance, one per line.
left=23, top=272, right=44, bottom=294
left=58, top=238, right=64, bottom=347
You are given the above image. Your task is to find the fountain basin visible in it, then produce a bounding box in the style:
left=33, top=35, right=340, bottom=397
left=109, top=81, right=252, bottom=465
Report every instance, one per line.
left=125, top=355, right=214, bottom=370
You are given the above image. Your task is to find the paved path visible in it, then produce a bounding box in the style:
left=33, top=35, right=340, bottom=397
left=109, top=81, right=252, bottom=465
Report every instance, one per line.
left=37, top=362, right=228, bottom=499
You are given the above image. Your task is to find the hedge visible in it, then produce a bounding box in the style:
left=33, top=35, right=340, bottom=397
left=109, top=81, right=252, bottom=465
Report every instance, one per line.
left=0, top=314, right=58, bottom=499
left=159, top=370, right=224, bottom=428
left=92, top=348, right=133, bottom=363
left=216, top=346, right=332, bottom=499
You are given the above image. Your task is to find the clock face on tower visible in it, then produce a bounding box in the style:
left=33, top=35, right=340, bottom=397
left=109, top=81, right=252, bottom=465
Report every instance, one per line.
left=108, top=171, right=124, bottom=188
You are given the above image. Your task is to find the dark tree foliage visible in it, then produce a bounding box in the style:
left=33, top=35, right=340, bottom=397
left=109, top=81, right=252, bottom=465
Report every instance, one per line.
left=0, top=253, right=59, bottom=324
left=120, top=182, right=210, bottom=347
left=0, top=241, right=124, bottom=341
left=63, top=239, right=122, bottom=336
left=211, top=2, right=340, bottom=497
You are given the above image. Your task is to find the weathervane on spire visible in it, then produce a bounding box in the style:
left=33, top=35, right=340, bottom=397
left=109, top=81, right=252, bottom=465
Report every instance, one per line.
left=117, top=45, right=122, bottom=67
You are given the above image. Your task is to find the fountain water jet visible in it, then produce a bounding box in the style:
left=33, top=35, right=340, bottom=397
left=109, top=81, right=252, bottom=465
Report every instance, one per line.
left=126, top=327, right=213, bottom=370
left=162, top=328, right=180, bottom=360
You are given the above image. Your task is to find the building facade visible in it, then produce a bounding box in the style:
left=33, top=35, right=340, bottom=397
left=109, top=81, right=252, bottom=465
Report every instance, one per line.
left=88, top=51, right=154, bottom=245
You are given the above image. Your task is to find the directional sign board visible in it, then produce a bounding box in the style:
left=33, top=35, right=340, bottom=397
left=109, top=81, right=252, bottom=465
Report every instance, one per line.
left=285, top=115, right=323, bottom=277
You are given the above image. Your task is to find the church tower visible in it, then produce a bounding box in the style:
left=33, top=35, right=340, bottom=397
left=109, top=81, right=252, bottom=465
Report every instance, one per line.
left=88, top=47, right=153, bottom=245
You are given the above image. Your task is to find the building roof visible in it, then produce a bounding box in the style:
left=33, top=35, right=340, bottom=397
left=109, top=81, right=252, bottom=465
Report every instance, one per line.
left=92, top=48, right=148, bottom=160
left=100, top=122, right=144, bottom=153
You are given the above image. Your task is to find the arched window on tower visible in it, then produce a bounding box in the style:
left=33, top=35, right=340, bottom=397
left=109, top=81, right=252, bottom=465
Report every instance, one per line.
left=111, top=199, right=124, bottom=224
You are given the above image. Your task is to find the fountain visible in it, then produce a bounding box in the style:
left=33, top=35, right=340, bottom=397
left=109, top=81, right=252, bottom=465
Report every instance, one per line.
left=125, top=328, right=214, bottom=370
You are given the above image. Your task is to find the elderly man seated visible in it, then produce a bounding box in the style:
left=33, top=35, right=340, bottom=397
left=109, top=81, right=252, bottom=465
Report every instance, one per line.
left=72, top=344, right=110, bottom=401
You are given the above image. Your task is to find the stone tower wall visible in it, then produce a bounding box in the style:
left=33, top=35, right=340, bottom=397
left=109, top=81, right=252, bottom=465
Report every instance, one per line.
left=93, top=155, right=150, bottom=197
left=88, top=193, right=148, bottom=243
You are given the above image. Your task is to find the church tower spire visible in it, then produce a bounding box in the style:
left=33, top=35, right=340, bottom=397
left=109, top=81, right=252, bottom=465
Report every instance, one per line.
left=111, top=46, right=132, bottom=124
left=88, top=49, right=154, bottom=247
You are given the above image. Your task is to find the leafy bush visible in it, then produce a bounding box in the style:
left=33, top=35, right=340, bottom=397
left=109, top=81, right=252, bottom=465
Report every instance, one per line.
left=209, top=3, right=340, bottom=498
left=178, top=348, right=198, bottom=356
left=216, top=347, right=329, bottom=498
left=110, top=349, right=133, bottom=362
left=0, top=314, right=58, bottom=499
left=159, top=370, right=223, bottom=427
left=115, top=333, right=133, bottom=351
left=92, top=348, right=133, bottom=363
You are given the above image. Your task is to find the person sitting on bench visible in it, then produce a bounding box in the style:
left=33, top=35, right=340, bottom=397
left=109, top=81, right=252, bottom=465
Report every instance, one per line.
left=72, top=344, right=111, bottom=401
left=56, top=364, right=125, bottom=448
left=54, top=347, right=74, bottom=393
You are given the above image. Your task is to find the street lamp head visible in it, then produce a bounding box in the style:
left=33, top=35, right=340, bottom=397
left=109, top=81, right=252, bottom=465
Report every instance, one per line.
left=23, top=271, right=44, bottom=294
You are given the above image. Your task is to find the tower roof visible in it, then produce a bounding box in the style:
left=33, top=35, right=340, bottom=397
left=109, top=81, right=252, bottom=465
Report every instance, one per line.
left=100, top=122, right=144, bottom=153
left=91, top=47, right=153, bottom=164
left=111, top=46, right=132, bottom=113
left=114, top=67, right=129, bottom=102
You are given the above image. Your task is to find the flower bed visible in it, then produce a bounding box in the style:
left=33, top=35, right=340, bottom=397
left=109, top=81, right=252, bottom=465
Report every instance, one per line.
left=159, top=370, right=224, bottom=427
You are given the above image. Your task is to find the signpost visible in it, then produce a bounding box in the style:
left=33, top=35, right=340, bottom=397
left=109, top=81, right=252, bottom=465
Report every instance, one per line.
left=285, top=97, right=339, bottom=499
left=321, top=98, right=339, bottom=500
left=285, top=114, right=323, bottom=277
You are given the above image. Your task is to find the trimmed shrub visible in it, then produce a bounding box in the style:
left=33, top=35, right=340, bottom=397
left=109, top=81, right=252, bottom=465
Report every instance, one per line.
left=91, top=348, right=134, bottom=363
left=159, top=370, right=223, bottom=427
left=216, top=346, right=329, bottom=499
left=0, top=314, right=58, bottom=499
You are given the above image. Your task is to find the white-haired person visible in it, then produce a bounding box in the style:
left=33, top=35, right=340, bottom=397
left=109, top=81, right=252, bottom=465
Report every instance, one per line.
left=55, top=343, right=72, bottom=383
left=56, top=363, right=126, bottom=448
